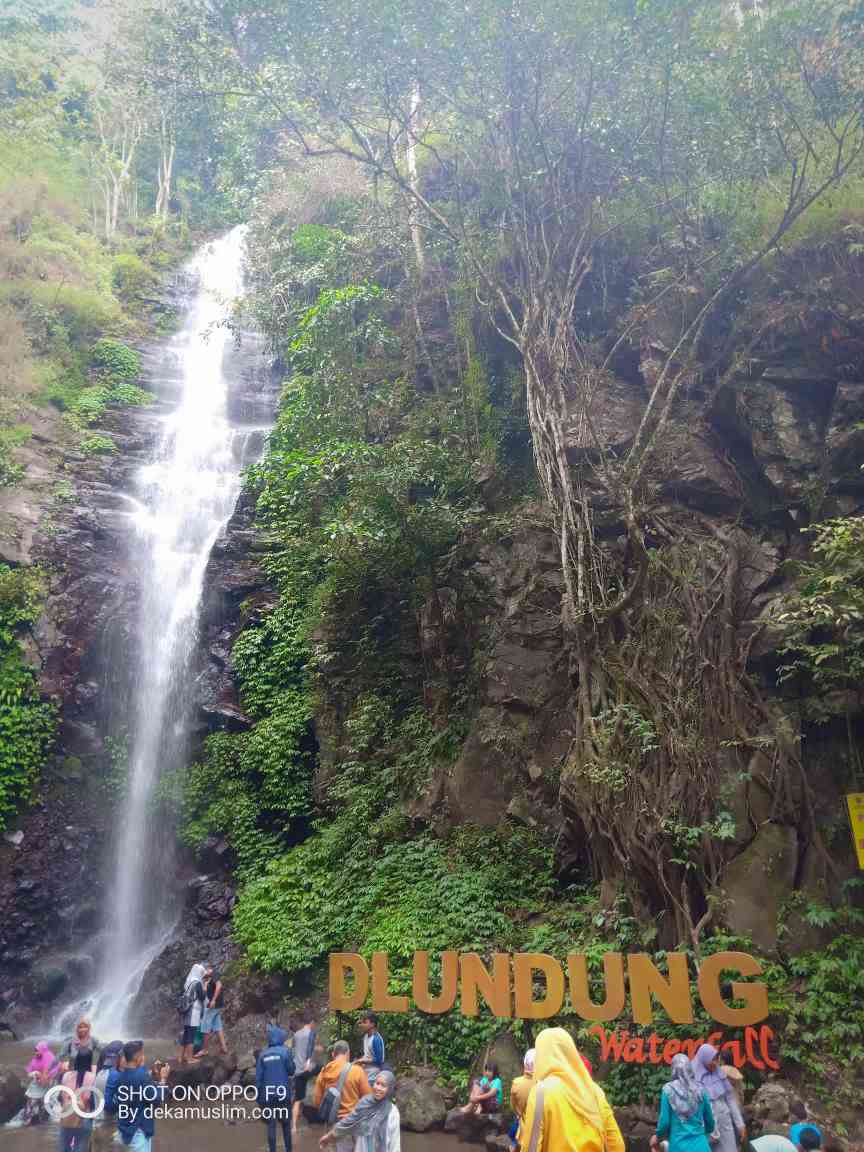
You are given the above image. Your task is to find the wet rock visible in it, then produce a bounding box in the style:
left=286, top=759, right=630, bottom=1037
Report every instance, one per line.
left=3, top=831, right=23, bottom=848
left=30, top=960, right=69, bottom=1002
left=396, top=1067, right=449, bottom=1131
left=0, top=1065, right=25, bottom=1124
left=445, top=1107, right=504, bottom=1144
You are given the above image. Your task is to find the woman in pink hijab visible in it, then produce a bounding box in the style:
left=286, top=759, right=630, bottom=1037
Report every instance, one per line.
left=22, top=1041, right=59, bottom=1123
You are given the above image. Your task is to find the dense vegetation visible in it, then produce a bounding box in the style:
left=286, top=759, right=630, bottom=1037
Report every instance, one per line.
left=1, top=0, right=864, bottom=1117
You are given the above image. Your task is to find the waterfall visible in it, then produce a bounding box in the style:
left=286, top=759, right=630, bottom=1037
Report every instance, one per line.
left=54, top=227, right=259, bottom=1036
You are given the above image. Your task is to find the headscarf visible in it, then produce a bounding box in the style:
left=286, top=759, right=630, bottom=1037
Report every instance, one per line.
left=267, top=1025, right=287, bottom=1047
left=534, top=1027, right=603, bottom=1136
left=664, top=1053, right=703, bottom=1121
left=523, top=1048, right=536, bottom=1074
left=331, top=1069, right=395, bottom=1152
left=692, top=1044, right=731, bottom=1102
left=27, top=1042, right=58, bottom=1076
left=184, top=963, right=206, bottom=993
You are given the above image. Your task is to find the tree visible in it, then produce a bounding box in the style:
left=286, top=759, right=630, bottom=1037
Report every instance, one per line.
left=165, top=0, right=864, bottom=934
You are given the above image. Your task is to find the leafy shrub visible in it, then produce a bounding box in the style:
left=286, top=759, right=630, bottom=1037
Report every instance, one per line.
left=0, top=565, right=56, bottom=830
left=90, top=337, right=141, bottom=383
left=79, top=433, right=116, bottom=456
left=111, top=253, right=158, bottom=302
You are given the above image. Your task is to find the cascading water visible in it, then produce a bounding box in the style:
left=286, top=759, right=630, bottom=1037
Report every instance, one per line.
left=54, top=227, right=263, bottom=1036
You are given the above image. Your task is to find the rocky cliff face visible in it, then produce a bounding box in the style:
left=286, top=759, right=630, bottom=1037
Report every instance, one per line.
left=0, top=286, right=279, bottom=1031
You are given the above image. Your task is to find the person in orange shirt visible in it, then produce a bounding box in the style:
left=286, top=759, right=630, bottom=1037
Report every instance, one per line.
left=313, top=1041, right=372, bottom=1149
left=520, top=1028, right=625, bottom=1152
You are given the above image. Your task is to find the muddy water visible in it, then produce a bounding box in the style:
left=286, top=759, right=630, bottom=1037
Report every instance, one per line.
left=0, top=1043, right=461, bottom=1152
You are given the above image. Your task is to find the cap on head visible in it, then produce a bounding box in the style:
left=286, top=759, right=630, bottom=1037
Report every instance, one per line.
left=791, top=1125, right=822, bottom=1151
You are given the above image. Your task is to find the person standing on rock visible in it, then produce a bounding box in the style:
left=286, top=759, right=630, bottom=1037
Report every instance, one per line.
left=255, top=1024, right=295, bottom=1152
left=177, top=963, right=207, bottom=1065
left=319, top=1069, right=401, bottom=1152
left=650, top=1053, right=715, bottom=1152
left=292, top=1009, right=317, bottom=1135
left=692, top=1045, right=746, bottom=1152
left=520, top=1027, right=625, bottom=1152
left=200, top=964, right=228, bottom=1057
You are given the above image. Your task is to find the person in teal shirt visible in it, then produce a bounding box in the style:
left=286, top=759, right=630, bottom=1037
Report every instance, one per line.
left=651, top=1054, right=715, bottom=1152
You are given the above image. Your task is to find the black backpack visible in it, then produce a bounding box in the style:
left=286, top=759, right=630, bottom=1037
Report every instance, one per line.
left=318, top=1062, right=351, bottom=1126
left=177, top=980, right=201, bottom=1016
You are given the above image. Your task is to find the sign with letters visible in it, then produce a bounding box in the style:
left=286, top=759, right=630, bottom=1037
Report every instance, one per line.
left=847, top=793, right=864, bottom=870
left=328, top=949, right=780, bottom=1069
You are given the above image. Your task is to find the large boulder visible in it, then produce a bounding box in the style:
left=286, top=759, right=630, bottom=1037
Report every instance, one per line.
left=0, top=1066, right=25, bottom=1124
left=750, top=1081, right=805, bottom=1128
left=719, top=823, right=798, bottom=951
left=445, top=1106, right=505, bottom=1144
left=396, top=1067, right=449, bottom=1132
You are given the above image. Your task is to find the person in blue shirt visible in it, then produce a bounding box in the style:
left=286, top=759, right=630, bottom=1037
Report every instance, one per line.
left=651, top=1054, right=715, bottom=1152
left=356, top=1014, right=385, bottom=1086
left=107, top=1042, right=170, bottom=1152
left=256, top=1025, right=295, bottom=1152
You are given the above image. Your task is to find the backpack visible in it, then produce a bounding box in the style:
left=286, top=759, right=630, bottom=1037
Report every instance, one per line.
left=177, top=981, right=201, bottom=1016
left=318, top=1061, right=351, bottom=1126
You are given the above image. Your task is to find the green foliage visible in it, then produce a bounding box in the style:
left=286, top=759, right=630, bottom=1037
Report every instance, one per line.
left=0, top=565, right=56, bottom=830
left=111, top=254, right=159, bottom=303
left=233, top=823, right=554, bottom=1082
left=79, top=433, right=117, bottom=456
left=777, top=517, right=864, bottom=712
left=90, top=338, right=141, bottom=383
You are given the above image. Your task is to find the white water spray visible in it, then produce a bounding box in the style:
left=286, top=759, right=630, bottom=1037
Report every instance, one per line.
left=54, top=228, right=257, bottom=1036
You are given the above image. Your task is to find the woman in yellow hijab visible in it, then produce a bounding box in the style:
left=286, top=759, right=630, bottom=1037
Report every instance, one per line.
left=520, top=1028, right=625, bottom=1152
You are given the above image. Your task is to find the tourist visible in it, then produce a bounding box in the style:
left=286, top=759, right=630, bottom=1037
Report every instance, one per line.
left=520, top=1027, right=625, bottom=1152
left=319, top=1069, right=400, bottom=1152
left=314, top=1041, right=372, bottom=1123
left=511, top=1049, right=536, bottom=1119
left=692, top=1044, right=746, bottom=1152
left=650, top=1053, right=715, bottom=1152
left=292, top=1009, right=318, bottom=1134
left=355, top=1014, right=385, bottom=1085
left=58, top=1048, right=97, bottom=1152
left=508, top=1049, right=535, bottom=1149
left=256, top=1024, right=296, bottom=1152
left=177, top=962, right=207, bottom=1065
left=106, top=1041, right=170, bottom=1152
left=200, top=964, right=228, bottom=1056
left=720, top=1051, right=744, bottom=1109
left=751, top=1123, right=823, bottom=1152
left=61, top=1019, right=101, bottom=1073
left=20, top=1041, right=58, bottom=1124
left=92, top=1043, right=124, bottom=1152
left=459, top=1061, right=502, bottom=1116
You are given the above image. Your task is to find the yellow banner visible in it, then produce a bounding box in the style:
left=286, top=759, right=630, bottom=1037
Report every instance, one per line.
left=847, top=793, right=864, bottom=870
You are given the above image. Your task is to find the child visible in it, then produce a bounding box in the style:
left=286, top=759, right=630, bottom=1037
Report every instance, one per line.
left=460, top=1061, right=503, bottom=1116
